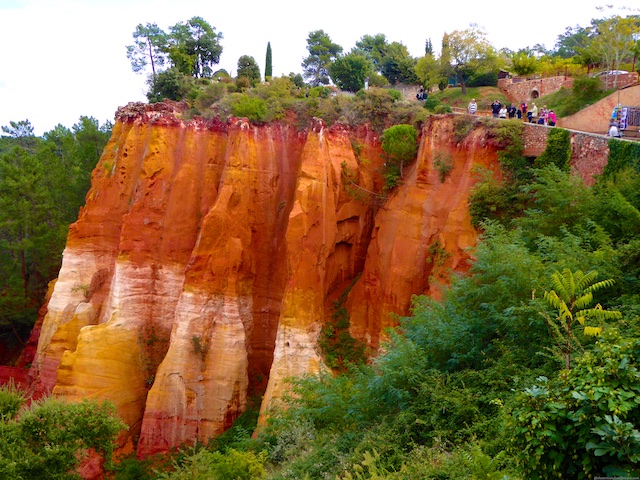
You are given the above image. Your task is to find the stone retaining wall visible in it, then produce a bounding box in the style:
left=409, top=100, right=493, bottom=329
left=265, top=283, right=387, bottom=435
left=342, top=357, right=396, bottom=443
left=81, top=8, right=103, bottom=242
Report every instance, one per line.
left=521, top=123, right=610, bottom=186
left=498, top=76, right=574, bottom=103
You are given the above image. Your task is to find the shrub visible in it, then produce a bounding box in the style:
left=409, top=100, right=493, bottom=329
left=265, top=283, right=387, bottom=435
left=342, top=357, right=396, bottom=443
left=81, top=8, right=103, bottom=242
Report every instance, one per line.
left=308, top=86, right=332, bottom=99
left=156, top=448, right=266, bottom=480
left=0, top=393, right=126, bottom=479
left=235, top=76, right=251, bottom=92
left=381, top=124, right=418, bottom=169
left=433, top=103, right=452, bottom=114
left=147, top=68, right=195, bottom=103
left=468, top=167, right=519, bottom=227
left=433, top=150, right=454, bottom=182
left=195, top=82, right=227, bottom=111
left=509, top=330, right=640, bottom=479
left=387, top=89, right=403, bottom=102
left=230, top=95, right=267, bottom=123
left=0, top=381, right=26, bottom=420
left=572, top=74, right=605, bottom=100
left=423, top=95, right=442, bottom=111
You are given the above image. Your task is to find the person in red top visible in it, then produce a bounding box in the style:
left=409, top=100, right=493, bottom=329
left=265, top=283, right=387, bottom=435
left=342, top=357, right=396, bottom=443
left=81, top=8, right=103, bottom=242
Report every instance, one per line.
left=520, top=101, right=528, bottom=120
left=547, top=110, right=557, bottom=126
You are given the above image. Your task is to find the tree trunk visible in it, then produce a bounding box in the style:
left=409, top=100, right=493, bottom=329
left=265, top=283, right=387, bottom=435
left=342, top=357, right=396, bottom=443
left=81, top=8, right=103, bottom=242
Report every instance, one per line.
left=147, top=38, right=156, bottom=80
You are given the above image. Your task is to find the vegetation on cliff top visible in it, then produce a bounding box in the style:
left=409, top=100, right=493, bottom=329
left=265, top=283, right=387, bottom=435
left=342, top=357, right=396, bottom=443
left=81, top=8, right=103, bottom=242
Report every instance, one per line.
left=125, top=12, right=639, bottom=129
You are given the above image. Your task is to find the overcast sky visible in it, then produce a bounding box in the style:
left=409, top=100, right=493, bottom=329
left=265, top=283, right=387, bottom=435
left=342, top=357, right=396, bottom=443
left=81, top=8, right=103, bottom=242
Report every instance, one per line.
left=0, top=0, right=632, bottom=135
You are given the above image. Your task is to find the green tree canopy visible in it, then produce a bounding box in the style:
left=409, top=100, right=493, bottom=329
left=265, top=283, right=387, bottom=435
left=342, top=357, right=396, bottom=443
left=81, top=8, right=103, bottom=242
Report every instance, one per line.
left=509, top=48, right=539, bottom=76
left=1, top=120, right=36, bottom=150
left=329, top=52, right=373, bottom=92
left=554, top=24, right=594, bottom=59
left=237, top=55, right=261, bottom=86
left=302, top=30, right=343, bottom=86
left=0, top=118, right=110, bottom=356
left=167, top=16, right=223, bottom=78
left=441, top=25, right=496, bottom=94
left=415, top=53, right=442, bottom=90
left=381, top=124, right=418, bottom=178
left=587, top=13, right=639, bottom=89
left=354, top=33, right=389, bottom=71
left=380, top=42, right=418, bottom=84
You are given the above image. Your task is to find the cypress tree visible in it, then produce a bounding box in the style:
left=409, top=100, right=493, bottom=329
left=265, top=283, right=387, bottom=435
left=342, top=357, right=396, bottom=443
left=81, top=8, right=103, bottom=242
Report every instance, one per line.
left=265, top=41, right=272, bottom=80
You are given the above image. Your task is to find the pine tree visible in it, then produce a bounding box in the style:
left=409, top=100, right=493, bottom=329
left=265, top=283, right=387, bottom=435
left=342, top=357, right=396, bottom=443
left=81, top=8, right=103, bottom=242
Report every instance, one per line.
left=265, top=41, right=272, bottom=80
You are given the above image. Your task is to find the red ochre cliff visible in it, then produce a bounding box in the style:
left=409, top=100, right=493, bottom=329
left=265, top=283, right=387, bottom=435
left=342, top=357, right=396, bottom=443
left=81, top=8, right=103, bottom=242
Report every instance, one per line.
left=26, top=102, right=502, bottom=457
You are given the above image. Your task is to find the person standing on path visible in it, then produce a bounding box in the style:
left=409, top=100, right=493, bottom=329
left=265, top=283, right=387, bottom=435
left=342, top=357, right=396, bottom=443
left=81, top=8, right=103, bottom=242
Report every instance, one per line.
left=468, top=98, right=477, bottom=115
left=491, top=100, right=502, bottom=118
left=529, top=102, right=538, bottom=123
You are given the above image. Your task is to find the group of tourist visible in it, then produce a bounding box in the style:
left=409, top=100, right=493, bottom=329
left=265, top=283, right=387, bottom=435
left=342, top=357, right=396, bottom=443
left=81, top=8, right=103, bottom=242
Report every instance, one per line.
left=467, top=99, right=556, bottom=126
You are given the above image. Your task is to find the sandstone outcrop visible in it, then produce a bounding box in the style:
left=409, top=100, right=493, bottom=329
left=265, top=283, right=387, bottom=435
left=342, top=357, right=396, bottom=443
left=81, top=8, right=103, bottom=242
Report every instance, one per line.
left=27, top=103, right=502, bottom=456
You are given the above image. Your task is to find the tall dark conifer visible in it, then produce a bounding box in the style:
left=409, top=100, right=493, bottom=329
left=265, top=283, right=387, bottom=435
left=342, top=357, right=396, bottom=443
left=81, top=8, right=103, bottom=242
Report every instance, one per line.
left=265, top=41, right=273, bottom=80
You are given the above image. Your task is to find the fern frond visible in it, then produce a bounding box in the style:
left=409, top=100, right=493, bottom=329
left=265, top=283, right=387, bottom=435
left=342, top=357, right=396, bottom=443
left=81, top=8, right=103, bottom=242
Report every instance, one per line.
left=563, top=268, right=577, bottom=298
left=583, top=326, right=603, bottom=336
left=549, top=271, right=570, bottom=302
left=577, top=306, right=622, bottom=321
left=573, top=291, right=593, bottom=311
left=574, top=270, right=599, bottom=292
left=583, top=278, right=616, bottom=294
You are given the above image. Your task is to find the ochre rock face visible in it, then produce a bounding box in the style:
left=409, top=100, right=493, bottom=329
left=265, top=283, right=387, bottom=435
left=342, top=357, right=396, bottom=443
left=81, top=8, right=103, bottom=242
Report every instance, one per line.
left=28, top=104, right=501, bottom=456
left=348, top=117, right=501, bottom=348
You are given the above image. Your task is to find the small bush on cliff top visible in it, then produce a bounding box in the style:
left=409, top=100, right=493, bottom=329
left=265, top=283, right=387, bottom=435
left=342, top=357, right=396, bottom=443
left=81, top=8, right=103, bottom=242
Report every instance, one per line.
left=228, top=94, right=267, bottom=123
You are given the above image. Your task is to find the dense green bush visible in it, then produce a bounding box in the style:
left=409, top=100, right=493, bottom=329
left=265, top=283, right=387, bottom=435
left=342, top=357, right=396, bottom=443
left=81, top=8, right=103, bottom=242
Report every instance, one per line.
left=0, top=389, right=125, bottom=479
left=229, top=94, right=267, bottom=123
left=194, top=82, right=227, bottom=111
left=380, top=124, right=418, bottom=185
left=157, top=448, right=266, bottom=480
left=510, top=330, right=640, bottom=479
left=423, top=95, right=442, bottom=111
left=147, top=68, right=195, bottom=103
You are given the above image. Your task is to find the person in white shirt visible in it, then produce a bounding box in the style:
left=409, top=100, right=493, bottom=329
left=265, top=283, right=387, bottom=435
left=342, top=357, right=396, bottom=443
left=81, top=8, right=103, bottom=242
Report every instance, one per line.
left=468, top=99, right=477, bottom=115
left=608, top=123, right=621, bottom=138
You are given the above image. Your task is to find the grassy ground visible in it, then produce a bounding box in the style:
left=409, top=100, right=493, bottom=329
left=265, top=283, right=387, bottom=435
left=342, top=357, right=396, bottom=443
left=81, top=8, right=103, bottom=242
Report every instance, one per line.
left=428, top=86, right=511, bottom=112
